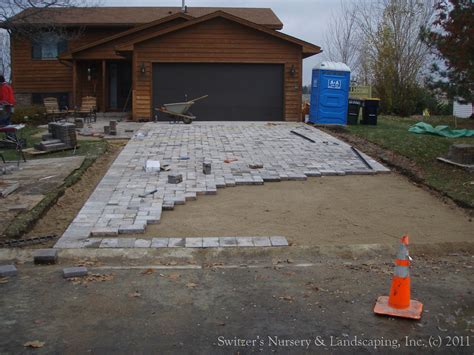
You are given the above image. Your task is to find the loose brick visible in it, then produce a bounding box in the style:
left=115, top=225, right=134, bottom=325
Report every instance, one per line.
left=0, top=264, right=17, bottom=277
left=34, top=249, right=58, bottom=265
left=168, top=174, right=183, bottom=184
left=63, top=266, right=88, bottom=278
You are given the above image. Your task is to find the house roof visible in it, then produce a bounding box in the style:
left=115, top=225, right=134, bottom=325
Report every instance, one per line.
left=5, top=6, right=283, bottom=29
left=64, top=13, right=193, bottom=57
left=114, top=11, right=321, bottom=58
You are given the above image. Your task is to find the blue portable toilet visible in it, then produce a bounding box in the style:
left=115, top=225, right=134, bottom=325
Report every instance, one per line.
left=309, top=62, right=351, bottom=125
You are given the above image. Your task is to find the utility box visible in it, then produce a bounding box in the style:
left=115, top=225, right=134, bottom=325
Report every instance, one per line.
left=309, top=62, right=351, bottom=125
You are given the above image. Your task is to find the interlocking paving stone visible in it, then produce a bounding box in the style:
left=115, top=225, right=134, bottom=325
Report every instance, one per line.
left=0, top=264, right=17, bottom=277
left=135, top=239, right=152, bottom=248
left=90, top=228, right=118, bottom=237
left=220, top=237, right=237, bottom=247
left=185, top=237, right=203, bottom=248
left=270, top=236, right=289, bottom=247
left=56, top=122, right=388, bottom=248
left=117, top=238, right=136, bottom=248
left=202, top=237, right=219, bottom=248
left=236, top=237, right=255, bottom=247
left=253, top=237, right=272, bottom=247
left=99, top=238, right=118, bottom=248
left=118, top=225, right=144, bottom=234
left=151, top=238, right=169, bottom=248
left=83, top=238, right=103, bottom=248
left=168, top=238, right=185, bottom=248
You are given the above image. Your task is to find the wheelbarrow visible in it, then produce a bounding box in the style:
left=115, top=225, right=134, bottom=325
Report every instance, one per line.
left=155, top=95, right=208, bottom=124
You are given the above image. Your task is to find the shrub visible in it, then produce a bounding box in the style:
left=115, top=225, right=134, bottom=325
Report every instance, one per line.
left=11, top=105, right=47, bottom=125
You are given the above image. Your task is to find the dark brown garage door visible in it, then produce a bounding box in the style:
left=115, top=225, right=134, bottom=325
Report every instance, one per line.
left=153, top=63, right=284, bottom=121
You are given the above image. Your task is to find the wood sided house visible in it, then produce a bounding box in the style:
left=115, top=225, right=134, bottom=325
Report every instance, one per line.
left=4, top=7, right=321, bottom=121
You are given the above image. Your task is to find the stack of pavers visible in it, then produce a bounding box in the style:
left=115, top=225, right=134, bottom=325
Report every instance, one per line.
left=35, top=122, right=77, bottom=152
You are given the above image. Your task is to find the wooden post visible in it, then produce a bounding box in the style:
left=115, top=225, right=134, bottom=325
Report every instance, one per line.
left=102, top=60, right=107, bottom=112
left=72, top=60, right=77, bottom=108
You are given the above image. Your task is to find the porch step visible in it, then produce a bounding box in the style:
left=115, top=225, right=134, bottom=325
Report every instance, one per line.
left=96, top=112, right=131, bottom=120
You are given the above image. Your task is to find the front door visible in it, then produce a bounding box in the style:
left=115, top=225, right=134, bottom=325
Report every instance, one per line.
left=108, top=61, right=132, bottom=111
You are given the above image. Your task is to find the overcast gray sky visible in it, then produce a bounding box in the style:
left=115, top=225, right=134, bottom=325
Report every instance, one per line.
left=102, top=0, right=352, bottom=84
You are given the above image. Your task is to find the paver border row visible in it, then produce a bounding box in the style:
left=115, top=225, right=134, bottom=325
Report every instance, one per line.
left=78, top=236, right=290, bottom=249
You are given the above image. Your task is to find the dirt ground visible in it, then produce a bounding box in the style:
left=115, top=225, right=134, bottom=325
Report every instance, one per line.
left=0, top=246, right=472, bottom=353
left=133, top=174, right=473, bottom=246
left=25, top=142, right=124, bottom=241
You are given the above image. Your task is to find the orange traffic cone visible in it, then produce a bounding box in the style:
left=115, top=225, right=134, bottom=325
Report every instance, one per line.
left=374, top=235, right=423, bottom=319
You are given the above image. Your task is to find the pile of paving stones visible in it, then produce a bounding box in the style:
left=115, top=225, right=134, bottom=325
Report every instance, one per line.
left=34, top=122, right=77, bottom=151
left=56, top=122, right=389, bottom=248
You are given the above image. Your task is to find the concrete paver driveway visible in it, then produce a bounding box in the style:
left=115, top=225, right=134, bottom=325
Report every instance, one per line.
left=55, top=122, right=388, bottom=248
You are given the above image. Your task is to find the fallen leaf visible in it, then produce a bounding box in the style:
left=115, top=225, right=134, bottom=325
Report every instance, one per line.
left=160, top=272, right=181, bottom=280
left=67, top=273, right=114, bottom=285
left=75, top=259, right=101, bottom=267
left=128, top=291, right=141, bottom=298
left=186, top=282, right=198, bottom=288
left=24, top=340, right=45, bottom=348
left=279, top=296, right=294, bottom=302
left=0, top=278, right=9, bottom=284
left=141, top=268, right=154, bottom=275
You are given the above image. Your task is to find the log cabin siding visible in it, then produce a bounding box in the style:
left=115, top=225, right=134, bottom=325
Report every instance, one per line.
left=73, top=18, right=188, bottom=60
left=11, top=27, right=129, bottom=104
left=133, top=18, right=302, bottom=121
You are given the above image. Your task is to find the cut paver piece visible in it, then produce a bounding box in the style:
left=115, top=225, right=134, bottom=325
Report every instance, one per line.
left=63, top=267, right=88, bottom=278
left=34, top=249, right=58, bottom=265
left=203, top=162, right=212, bottom=175
left=0, top=264, right=17, bottom=277
left=270, top=236, right=289, bottom=247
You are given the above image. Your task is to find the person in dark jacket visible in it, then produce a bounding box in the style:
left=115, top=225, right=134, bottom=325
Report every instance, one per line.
left=0, top=75, right=15, bottom=127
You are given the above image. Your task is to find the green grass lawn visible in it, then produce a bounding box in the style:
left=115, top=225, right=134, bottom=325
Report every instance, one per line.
left=347, top=116, right=474, bottom=208
left=1, top=126, right=106, bottom=162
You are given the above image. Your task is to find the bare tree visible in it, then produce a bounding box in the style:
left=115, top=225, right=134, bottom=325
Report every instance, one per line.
left=0, top=30, right=10, bottom=80
left=0, top=0, right=98, bottom=40
left=323, top=1, right=361, bottom=74
left=354, top=0, right=435, bottom=114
